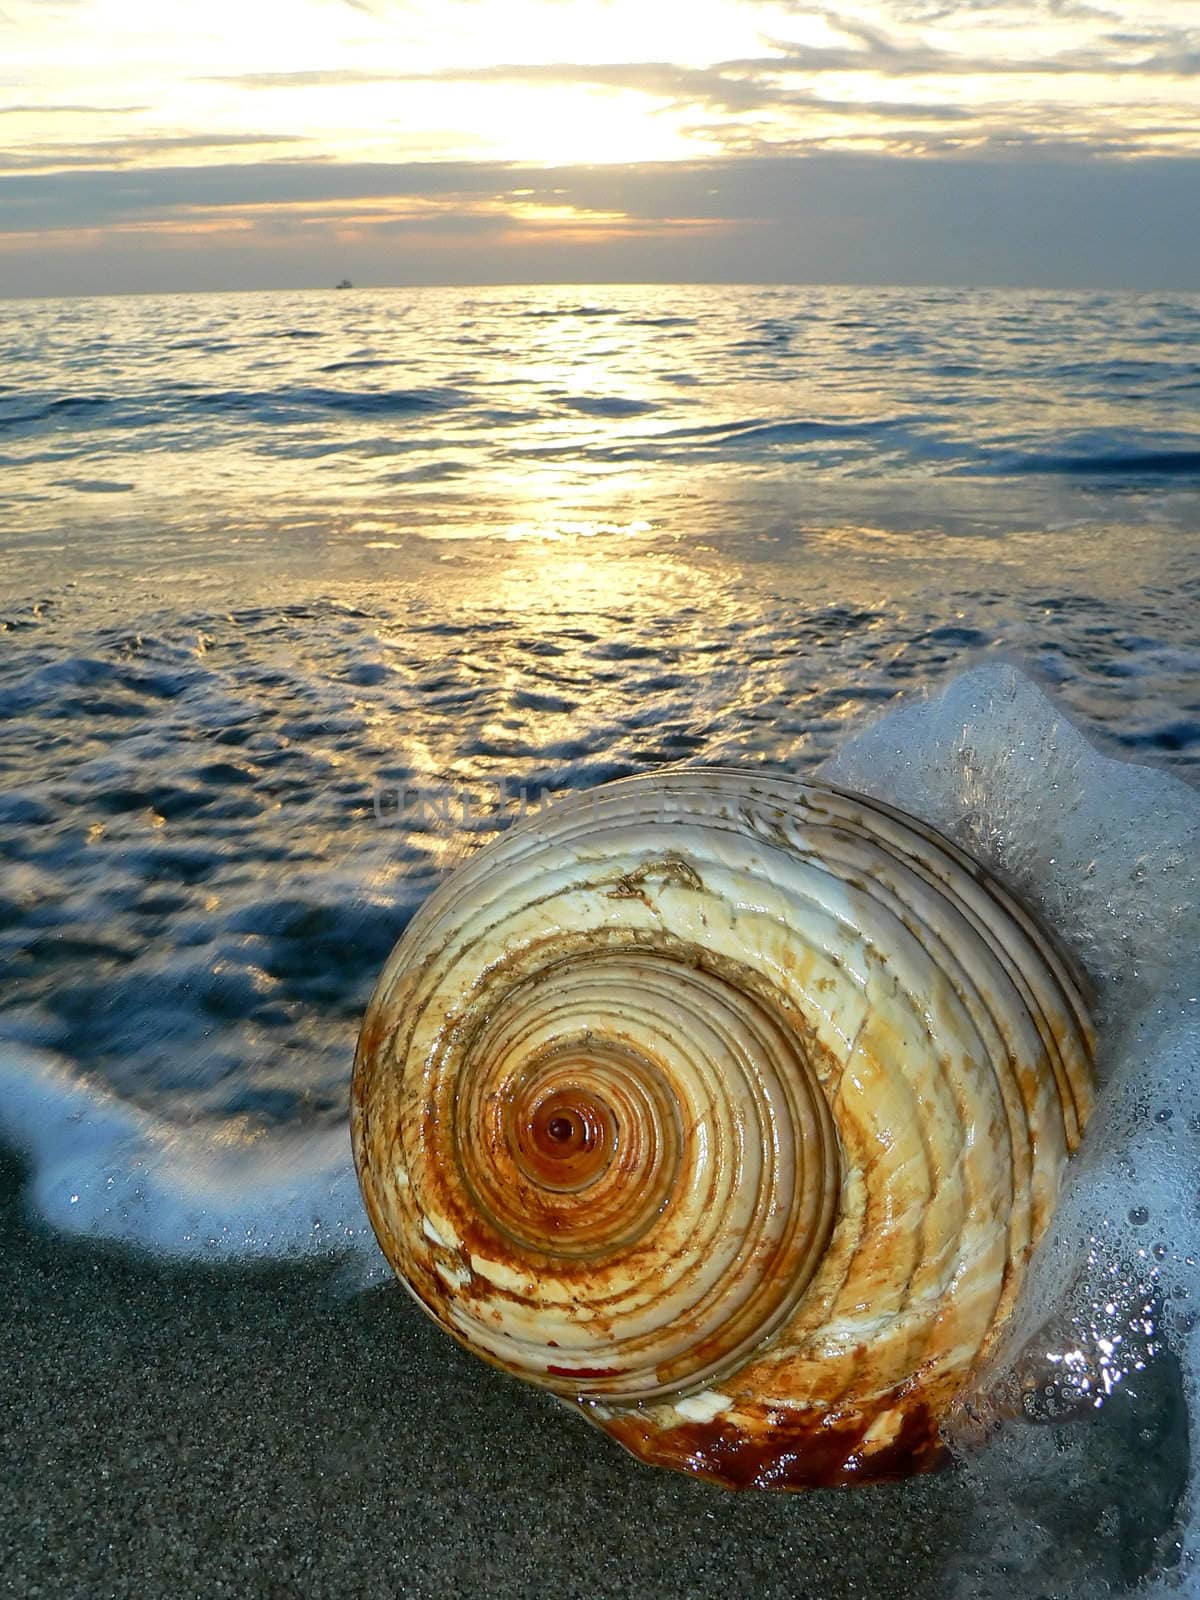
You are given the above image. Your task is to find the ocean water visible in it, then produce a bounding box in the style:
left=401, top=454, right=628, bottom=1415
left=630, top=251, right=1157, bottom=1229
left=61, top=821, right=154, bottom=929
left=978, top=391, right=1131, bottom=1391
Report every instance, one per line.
left=4, top=283, right=1200, bottom=575
left=2, top=283, right=1200, bottom=1595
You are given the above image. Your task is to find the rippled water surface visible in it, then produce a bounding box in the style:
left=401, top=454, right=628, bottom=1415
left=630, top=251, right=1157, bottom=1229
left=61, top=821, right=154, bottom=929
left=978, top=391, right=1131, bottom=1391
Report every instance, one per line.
left=2, top=282, right=1198, bottom=1134
left=3, top=282, right=1200, bottom=558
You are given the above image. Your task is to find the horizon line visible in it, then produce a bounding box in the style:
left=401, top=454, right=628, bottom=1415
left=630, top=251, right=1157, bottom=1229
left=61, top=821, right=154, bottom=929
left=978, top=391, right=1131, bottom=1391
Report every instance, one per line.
left=4, top=276, right=1199, bottom=304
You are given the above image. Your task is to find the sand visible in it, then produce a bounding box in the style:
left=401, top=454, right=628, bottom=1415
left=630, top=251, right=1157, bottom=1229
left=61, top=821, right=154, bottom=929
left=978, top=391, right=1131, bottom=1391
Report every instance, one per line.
left=2, top=1147, right=1191, bottom=1600
left=0, top=1142, right=971, bottom=1600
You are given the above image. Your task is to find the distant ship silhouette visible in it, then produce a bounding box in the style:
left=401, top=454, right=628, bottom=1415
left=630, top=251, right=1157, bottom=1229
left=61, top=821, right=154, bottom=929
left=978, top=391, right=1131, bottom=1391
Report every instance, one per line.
left=335, top=278, right=353, bottom=290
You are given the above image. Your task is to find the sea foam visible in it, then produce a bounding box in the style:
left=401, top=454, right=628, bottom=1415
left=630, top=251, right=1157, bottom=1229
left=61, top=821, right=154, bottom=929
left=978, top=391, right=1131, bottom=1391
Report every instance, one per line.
left=825, top=664, right=1200, bottom=1594
left=0, top=1043, right=385, bottom=1278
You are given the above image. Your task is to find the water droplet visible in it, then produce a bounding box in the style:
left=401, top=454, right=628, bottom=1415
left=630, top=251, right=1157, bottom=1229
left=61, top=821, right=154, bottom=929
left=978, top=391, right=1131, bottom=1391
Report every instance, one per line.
left=1129, top=1205, right=1150, bottom=1227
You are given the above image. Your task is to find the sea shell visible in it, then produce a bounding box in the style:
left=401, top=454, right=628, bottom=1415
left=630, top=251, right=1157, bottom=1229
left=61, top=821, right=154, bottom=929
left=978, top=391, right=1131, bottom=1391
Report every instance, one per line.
left=351, top=769, right=1095, bottom=1489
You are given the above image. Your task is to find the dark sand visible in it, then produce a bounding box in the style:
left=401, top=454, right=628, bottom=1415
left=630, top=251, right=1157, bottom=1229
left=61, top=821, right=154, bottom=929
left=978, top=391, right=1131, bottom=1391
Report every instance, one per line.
left=0, top=1147, right=1186, bottom=1600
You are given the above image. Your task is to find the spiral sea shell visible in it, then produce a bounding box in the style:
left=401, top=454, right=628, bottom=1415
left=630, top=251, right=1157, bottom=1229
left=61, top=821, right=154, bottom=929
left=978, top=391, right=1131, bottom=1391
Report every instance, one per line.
left=351, top=770, right=1095, bottom=1489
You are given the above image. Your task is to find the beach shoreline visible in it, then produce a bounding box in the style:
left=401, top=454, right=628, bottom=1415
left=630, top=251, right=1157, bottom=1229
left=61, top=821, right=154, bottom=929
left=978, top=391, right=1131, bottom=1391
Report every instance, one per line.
left=2, top=1131, right=1189, bottom=1598
left=0, top=1147, right=973, bottom=1600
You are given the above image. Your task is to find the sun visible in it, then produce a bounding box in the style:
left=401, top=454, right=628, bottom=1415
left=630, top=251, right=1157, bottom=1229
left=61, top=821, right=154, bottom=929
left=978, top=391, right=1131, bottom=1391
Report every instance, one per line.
left=396, top=83, right=704, bottom=167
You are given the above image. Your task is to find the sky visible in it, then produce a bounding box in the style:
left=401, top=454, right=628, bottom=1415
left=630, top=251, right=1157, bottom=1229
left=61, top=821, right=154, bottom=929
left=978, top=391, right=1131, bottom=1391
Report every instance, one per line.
left=1, top=0, right=1198, bottom=295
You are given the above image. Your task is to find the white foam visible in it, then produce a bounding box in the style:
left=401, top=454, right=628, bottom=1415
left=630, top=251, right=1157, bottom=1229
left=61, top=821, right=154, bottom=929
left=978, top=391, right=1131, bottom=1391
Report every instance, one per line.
left=824, top=664, right=1200, bottom=1594
left=0, top=1042, right=386, bottom=1282
left=822, top=662, right=1200, bottom=1018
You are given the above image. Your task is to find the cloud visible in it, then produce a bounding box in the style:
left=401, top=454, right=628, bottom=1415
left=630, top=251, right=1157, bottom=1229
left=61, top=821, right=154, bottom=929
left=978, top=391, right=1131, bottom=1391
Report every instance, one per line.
left=191, top=6, right=1199, bottom=171
left=203, top=70, right=392, bottom=89
left=767, top=0, right=1171, bottom=22
left=1, top=131, right=308, bottom=174
left=357, top=59, right=975, bottom=119
left=877, top=0, right=1133, bottom=19
left=754, top=10, right=1200, bottom=79
left=0, top=159, right=516, bottom=231
left=0, top=104, right=150, bottom=116
left=2, top=151, right=1197, bottom=294
left=207, top=8, right=1200, bottom=157
left=0, top=147, right=1194, bottom=223
left=214, top=37, right=1200, bottom=96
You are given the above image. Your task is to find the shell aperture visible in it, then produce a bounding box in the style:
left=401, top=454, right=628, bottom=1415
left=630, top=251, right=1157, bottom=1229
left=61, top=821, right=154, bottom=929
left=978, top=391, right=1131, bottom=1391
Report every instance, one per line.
left=351, top=769, right=1095, bottom=1489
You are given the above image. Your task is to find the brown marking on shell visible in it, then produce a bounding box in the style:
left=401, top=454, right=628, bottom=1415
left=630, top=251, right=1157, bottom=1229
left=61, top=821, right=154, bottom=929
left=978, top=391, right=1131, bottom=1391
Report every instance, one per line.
left=599, top=1392, right=948, bottom=1490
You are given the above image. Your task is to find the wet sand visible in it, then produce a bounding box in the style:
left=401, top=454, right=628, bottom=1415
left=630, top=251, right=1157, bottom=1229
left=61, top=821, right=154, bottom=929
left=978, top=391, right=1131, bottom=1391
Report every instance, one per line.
left=0, top=1146, right=971, bottom=1600
left=3, top=1142, right=1192, bottom=1600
